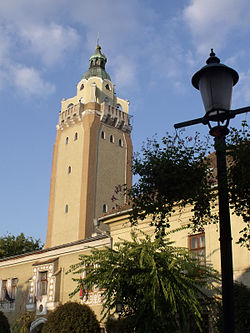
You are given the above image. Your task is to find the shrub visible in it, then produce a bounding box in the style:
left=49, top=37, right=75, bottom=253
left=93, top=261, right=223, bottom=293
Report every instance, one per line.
left=106, top=317, right=135, bottom=333
left=42, top=302, right=100, bottom=333
left=215, top=282, right=250, bottom=333
left=12, top=311, right=36, bottom=333
left=0, top=311, right=11, bottom=333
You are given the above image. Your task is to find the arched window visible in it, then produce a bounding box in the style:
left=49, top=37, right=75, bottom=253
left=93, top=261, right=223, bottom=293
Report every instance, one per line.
left=119, top=139, right=123, bottom=147
left=65, top=137, right=69, bottom=144
left=67, top=103, right=74, bottom=109
left=110, top=135, right=114, bottom=143
left=105, top=84, right=110, bottom=90
left=116, top=103, right=123, bottom=110
left=103, top=204, right=108, bottom=213
left=68, top=166, right=71, bottom=174
left=101, top=131, right=105, bottom=139
left=65, top=204, right=69, bottom=213
left=74, top=132, right=78, bottom=141
left=80, top=84, right=84, bottom=90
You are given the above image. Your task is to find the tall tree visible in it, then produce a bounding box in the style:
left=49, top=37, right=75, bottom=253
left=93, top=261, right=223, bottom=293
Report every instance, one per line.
left=68, top=232, right=219, bottom=332
left=127, top=122, right=250, bottom=246
left=0, top=233, right=43, bottom=259
left=128, top=132, right=217, bottom=236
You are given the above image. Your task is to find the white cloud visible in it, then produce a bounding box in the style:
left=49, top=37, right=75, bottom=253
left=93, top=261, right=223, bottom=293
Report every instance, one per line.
left=111, top=55, right=137, bottom=90
left=11, top=65, right=55, bottom=96
left=19, top=23, right=80, bottom=66
left=183, top=0, right=250, bottom=55
left=233, top=69, right=250, bottom=106
left=0, top=0, right=80, bottom=96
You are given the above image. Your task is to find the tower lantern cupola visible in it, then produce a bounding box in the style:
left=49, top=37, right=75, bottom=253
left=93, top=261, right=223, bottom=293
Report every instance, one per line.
left=82, top=44, right=111, bottom=81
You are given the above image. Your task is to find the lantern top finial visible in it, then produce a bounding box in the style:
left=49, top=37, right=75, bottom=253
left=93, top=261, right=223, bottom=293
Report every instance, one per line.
left=206, top=49, right=220, bottom=65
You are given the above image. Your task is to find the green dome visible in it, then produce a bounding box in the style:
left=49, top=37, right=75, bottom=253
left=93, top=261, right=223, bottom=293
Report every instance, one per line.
left=82, top=45, right=111, bottom=81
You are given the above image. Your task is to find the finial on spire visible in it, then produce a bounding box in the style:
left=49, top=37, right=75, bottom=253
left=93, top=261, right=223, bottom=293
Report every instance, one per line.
left=97, top=32, right=100, bottom=46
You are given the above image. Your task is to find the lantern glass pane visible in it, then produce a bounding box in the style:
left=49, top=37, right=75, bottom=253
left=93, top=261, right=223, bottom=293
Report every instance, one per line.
left=198, top=68, right=233, bottom=115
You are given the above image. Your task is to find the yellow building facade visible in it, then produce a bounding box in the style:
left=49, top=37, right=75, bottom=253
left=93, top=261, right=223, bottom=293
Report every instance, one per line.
left=0, top=45, right=249, bottom=332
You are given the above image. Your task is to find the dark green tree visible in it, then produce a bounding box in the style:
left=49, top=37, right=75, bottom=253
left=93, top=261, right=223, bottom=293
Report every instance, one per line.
left=227, top=121, right=250, bottom=248
left=127, top=123, right=249, bottom=246
left=0, top=233, right=43, bottom=259
left=42, top=302, right=101, bottom=333
left=68, top=232, right=219, bottom=333
left=127, top=132, right=217, bottom=237
left=0, top=310, right=11, bottom=333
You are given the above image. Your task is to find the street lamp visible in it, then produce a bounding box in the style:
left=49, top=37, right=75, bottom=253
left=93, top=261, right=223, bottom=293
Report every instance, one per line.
left=174, top=50, right=250, bottom=333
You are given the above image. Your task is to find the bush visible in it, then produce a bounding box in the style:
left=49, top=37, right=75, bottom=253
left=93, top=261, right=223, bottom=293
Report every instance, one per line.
left=215, top=282, right=250, bottom=333
left=0, top=311, right=11, bottom=333
left=106, top=317, right=135, bottom=333
left=12, top=311, right=36, bottom=333
left=42, top=302, right=101, bottom=333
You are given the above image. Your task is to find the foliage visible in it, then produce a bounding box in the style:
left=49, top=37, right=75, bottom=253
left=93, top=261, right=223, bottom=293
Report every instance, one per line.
left=127, top=132, right=217, bottom=236
left=68, top=231, right=219, bottom=333
left=215, top=282, right=250, bottom=333
left=0, top=233, right=43, bottom=259
left=0, top=310, right=11, bottom=333
left=42, top=302, right=101, bottom=333
left=227, top=121, right=250, bottom=248
left=12, top=311, right=36, bottom=333
left=105, top=316, right=135, bottom=333
left=126, top=123, right=250, bottom=247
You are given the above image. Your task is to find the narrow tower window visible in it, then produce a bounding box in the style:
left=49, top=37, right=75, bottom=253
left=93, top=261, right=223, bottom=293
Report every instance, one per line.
left=65, top=137, right=69, bottom=144
left=74, top=132, right=78, bottom=141
left=65, top=204, right=69, bottom=213
left=110, top=135, right=114, bottom=143
left=101, top=131, right=105, bottom=139
left=80, top=84, right=84, bottom=90
left=68, top=166, right=71, bottom=174
left=103, top=204, right=108, bottom=213
left=119, top=139, right=123, bottom=147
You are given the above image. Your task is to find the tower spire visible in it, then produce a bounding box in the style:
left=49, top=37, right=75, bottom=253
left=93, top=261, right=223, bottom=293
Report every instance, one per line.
left=82, top=44, right=111, bottom=81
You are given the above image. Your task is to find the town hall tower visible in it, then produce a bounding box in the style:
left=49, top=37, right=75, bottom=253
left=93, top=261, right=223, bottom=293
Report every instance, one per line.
left=45, top=45, right=132, bottom=248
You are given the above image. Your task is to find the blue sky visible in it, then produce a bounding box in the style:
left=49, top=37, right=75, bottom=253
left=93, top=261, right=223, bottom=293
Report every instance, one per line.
left=0, top=0, right=249, bottom=243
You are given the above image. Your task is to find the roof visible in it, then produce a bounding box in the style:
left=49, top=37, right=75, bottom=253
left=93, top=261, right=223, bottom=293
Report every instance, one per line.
left=82, top=44, right=111, bottom=81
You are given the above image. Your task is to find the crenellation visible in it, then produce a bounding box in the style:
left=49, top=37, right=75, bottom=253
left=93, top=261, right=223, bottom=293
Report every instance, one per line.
left=100, top=102, right=132, bottom=133
left=58, top=101, right=132, bottom=133
left=58, top=103, right=84, bottom=128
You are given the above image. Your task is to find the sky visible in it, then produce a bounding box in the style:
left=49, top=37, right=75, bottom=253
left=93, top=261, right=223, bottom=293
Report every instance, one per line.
left=0, top=0, right=249, bottom=244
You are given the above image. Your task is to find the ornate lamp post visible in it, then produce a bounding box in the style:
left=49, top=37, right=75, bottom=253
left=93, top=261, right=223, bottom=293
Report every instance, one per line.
left=174, top=50, right=250, bottom=333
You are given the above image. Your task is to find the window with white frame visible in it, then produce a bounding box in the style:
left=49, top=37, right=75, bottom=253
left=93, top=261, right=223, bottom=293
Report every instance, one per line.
left=39, top=272, right=48, bottom=296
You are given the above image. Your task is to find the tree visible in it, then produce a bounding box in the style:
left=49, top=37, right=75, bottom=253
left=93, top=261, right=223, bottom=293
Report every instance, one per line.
left=227, top=121, right=250, bottom=248
left=127, top=132, right=217, bottom=237
left=0, top=310, right=11, bottom=333
left=0, top=233, right=43, bottom=259
left=42, top=302, right=101, bottom=333
left=127, top=123, right=250, bottom=246
left=68, top=232, right=219, bottom=333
